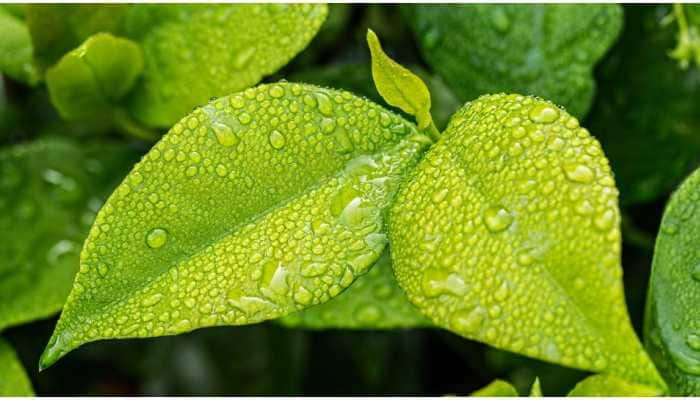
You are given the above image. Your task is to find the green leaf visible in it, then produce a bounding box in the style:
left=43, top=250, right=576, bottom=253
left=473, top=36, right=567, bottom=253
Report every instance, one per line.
left=669, top=5, right=700, bottom=69
left=644, top=166, right=700, bottom=395
left=366, top=29, right=434, bottom=132
left=567, top=374, right=662, bottom=396
left=529, top=377, right=542, bottom=396
left=0, top=338, right=33, bottom=396
left=46, top=33, right=143, bottom=120
left=25, top=4, right=129, bottom=71
left=0, top=7, right=39, bottom=85
left=388, top=93, right=664, bottom=389
left=0, top=137, right=139, bottom=332
left=280, top=249, right=430, bottom=329
left=27, top=5, right=328, bottom=128
left=40, top=83, right=430, bottom=369
left=470, top=379, right=518, bottom=396
left=406, top=4, right=622, bottom=118
left=588, top=5, right=700, bottom=205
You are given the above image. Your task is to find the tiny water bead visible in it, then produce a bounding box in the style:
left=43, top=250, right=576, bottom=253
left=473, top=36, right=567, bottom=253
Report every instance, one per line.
left=482, top=206, right=513, bottom=232
left=145, top=228, right=168, bottom=249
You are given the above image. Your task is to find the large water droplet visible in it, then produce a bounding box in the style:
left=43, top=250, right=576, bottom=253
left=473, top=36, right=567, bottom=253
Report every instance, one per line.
left=268, top=130, right=286, bottom=149
left=269, top=85, right=285, bottom=98
left=451, top=306, right=486, bottom=334
left=316, top=93, right=333, bottom=116
left=146, top=228, right=168, bottom=248
left=483, top=206, right=513, bottom=232
left=422, top=268, right=469, bottom=297
left=213, top=123, right=239, bottom=147
left=563, top=163, right=594, bottom=184
left=528, top=104, right=560, bottom=124
left=687, top=333, right=700, bottom=351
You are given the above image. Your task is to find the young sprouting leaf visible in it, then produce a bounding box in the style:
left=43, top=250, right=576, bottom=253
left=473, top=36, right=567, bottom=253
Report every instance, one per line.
left=0, top=137, right=140, bottom=332
left=39, top=83, right=430, bottom=369
left=0, top=338, right=33, bottom=395
left=388, top=94, right=665, bottom=389
left=668, top=5, right=700, bottom=69
left=588, top=5, right=700, bottom=205
left=366, top=29, right=434, bottom=131
left=0, top=7, right=39, bottom=85
left=470, top=379, right=518, bottom=396
left=25, top=4, right=128, bottom=71
left=280, top=250, right=430, bottom=329
left=644, top=166, right=700, bottom=395
left=529, top=378, right=542, bottom=396
left=405, top=4, right=622, bottom=118
left=27, top=5, right=328, bottom=128
left=567, top=374, right=662, bottom=396
left=46, top=33, right=143, bottom=120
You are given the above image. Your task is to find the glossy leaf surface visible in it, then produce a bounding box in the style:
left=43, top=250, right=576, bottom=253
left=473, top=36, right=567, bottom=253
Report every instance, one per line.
left=40, top=83, right=429, bottom=369
left=280, top=250, right=430, bottom=329
left=0, top=338, right=33, bottom=395
left=46, top=33, right=143, bottom=120
left=389, top=94, right=663, bottom=388
left=406, top=4, right=622, bottom=118
left=567, top=374, right=662, bottom=396
left=588, top=5, right=700, bottom=205
left=645, top=166, right=700, bottom=395
left=0, top=137, right=139, bottom=332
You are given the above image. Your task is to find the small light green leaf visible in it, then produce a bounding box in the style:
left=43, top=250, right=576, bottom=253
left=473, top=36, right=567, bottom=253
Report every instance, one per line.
left=389, top=94, right=665, bottom=389
left=0, top=7, right=39, bottom=85
left=280, top=250, right=430, bottom=329
left=669, top=5, right=700, bottom=69
left=406, top=4, right=622, bottom=118
left=46, top=33, right=143, bottom=120
left=366, top=29, right=433, bottom=131
left=529, top=378, right=542, bottom=396
left=567, top=374, right=662, bottom=396
left=0, top=137, right=139, bottom=332
left=589, top=5, right=700, bottom=205
left=0, top=338, right=33, bottom=396
left=40, top=83, right=429, bottom=369
left=27, top=5, right=328, bottom=128
left=471, top=379, right=519, bottom=396
left=645, top=166, right=700, bottom=395
left=25, top=4, right=129, bottom=71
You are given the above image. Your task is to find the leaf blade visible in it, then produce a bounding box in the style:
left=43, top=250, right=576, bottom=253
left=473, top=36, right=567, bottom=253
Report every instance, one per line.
left=0, top=338, right=33, bottom=396
left=40, top=83, right=429, bottom=369
left=567, top=374, right=662, bottom=396
left=389, top=94, right=664, bottom=388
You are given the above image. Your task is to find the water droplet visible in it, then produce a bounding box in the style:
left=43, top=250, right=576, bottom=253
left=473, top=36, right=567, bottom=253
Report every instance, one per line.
left=528, top=104, right=560, bottom=124
left=213, top=123, right=239, bottom=147
left=563, top=163, right=594, bottom=183
left=315, top=93, right=333, bottom=116
left=687, top=333, right=700, bottom=351
left=269, top=85, right=285, bottom=98
left=142, top=293, right=163, bottom=307
left=483, top=206, right=513, bottom=232
left=422, top=268, right=469, bottom=297
left=294, top=286, right=313, bottom=305
left=451, top=306, right=486, bottom=334
left=594, top=209, right=615, bottom=231
left=268, top=130, right=286, bottom=149
left=146, top=228, right=168, bottom=249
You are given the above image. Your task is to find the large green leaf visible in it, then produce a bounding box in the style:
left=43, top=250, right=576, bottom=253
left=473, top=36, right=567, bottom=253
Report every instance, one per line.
left=40, top=83, right=430, bottom=369
left=0, top=338, right=33, bottom=395
left=46, top=33, right=143, bottom=120
left=567, top=374, right=662, bottom=396
left=389, top=94, right=664, bottom=388
left=587, top=5, right=700, bottom=205
left=644, top=166, right=700, bottom=395
left=0, top=7, right=39, bottom=85
left=280, top=250, right=430, bottom=329
left=0, top=137, right=139, bottom=332
left=470, top=379, right=519, bottom=396
left=406, top=4, right=622, bottom=118
left=27, top=4, right=328, bottom=128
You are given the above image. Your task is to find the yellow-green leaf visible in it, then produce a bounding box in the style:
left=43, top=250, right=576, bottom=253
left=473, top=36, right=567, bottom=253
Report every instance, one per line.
left=0, top=338, right=34, bottom=396
left=280, top=249, right=430, bottom=329
left=568, top=374, right=662, bottom=396
left=0, top=7, right=39, bottom=85
left=40, top=83, right=429, bottom=369
left=471, top=379, right=518, bottom=396
left=46, top=33, right=143, bottom=120
left=388, top=94, right=665, bottom=389
left=366, top=29, right=434, bottom=131
left=529, top=378, right=542, bottom=396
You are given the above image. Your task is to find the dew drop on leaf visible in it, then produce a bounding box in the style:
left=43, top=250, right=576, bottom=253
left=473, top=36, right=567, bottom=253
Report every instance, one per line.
left=482, top=205, right=514, bottom=232
left=145, top=228, right=168, bottom=249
